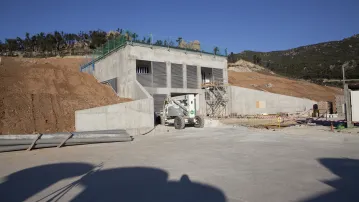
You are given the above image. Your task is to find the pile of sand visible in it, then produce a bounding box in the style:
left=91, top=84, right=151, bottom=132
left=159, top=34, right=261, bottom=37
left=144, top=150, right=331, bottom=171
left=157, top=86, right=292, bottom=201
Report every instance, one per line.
left=0, top=57, right=130, bottom=134
left=228, top=70, right=342, bottom=102
left=228, top=59, right=274, bottom=74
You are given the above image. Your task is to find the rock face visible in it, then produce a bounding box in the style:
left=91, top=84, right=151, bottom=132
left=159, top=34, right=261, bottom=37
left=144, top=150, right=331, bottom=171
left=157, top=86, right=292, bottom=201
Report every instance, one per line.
left=0, top=57, right=131, bottom=134
left=228, top=59, right=274, bottom=73
left=228, top=70, right=342, bottom=102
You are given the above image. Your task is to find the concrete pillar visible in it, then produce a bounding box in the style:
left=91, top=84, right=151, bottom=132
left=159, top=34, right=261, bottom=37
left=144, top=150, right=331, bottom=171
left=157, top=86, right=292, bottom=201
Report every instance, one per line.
left=199, top=90, right=207, bottom=116
left=166, top=62, right=171, bottom=89
left=344, top=84, right=353, bottom=127
left=197, top=65, right=201, bottom=89
left=223, top=61, right=228, bottom=84
left=183, top=64, right=187, bottom=89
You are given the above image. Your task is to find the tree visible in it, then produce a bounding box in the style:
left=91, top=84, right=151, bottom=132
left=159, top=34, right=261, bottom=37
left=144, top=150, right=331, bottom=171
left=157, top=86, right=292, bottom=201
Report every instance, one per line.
left=228, top=52, right=235, bottom=63
left=5, top=39, right=18, bottom=55
left=169, top=40, right=175, bottom=47
left=164, top=40, right=168, bottom=47
left=54, top=31, right=65, bottom=53
left=24, top=32, right=32, bottom=52
left=213, top=46, right=220, bottom=55
left=125, top=30, right=132, bottom=41
left=253, top=55, right=257, bottom=64
left=16, top=37, right=24, bottom=51
left=155, top=40, right=163, bottom=46
left=31, top=35, right=37, bottom=52
left=142, top=37, right=146, bottom=43
left=45, top=33, right=56, bottom=53
left=116, top=28, right=123, bottom=35
left=176, top=37, right=183, bottom=46
left=36, top=32, right=46, bottom=53
left=132, top=33, right=138, bottom=42
left=89, top=30, right=107, bottom=49
left=64, top=33, right=73, bottom=48
left=146, top=37, right=151, bottom=44
left=0, top=40, right=3, bottom=54
left=78, top=31, right=90, bottom=48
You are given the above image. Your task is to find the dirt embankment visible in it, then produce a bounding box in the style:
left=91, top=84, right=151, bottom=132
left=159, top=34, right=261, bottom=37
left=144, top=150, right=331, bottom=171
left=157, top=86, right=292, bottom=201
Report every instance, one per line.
left=0, top=57, right=130, bottom=135
left=228, top=71, right=342, bottom=102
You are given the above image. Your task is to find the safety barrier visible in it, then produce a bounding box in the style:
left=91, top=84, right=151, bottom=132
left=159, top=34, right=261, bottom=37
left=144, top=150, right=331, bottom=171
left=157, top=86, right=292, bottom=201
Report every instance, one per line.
left=79, top=31, right=227, bottom=72
left=0, top=130, right=133, bottom=152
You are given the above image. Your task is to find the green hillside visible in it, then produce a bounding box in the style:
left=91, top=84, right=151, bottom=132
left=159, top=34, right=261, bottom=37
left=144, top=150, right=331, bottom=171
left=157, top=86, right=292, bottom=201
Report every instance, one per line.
left=229, top=34, right=359, bottom=82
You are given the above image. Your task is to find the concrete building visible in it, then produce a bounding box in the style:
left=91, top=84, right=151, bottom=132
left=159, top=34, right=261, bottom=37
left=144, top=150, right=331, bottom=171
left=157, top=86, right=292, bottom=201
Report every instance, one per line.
left=81, top=42, right=228, bottom=115
left=76, top=41, right=317, bottom=132
left=77, top=42, right=227, bottom=132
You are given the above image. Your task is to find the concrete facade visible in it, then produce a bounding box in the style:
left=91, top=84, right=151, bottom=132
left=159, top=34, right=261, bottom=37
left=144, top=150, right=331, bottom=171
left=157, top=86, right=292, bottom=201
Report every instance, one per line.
left=227, top=86, right=316, bottom=115
left=88, top=42, right=227, bottom=116
left=89, top=43, right=227, bottom=100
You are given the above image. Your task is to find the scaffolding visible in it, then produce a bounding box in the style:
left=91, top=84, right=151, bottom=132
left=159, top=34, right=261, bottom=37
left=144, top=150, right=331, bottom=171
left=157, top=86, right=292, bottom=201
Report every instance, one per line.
left=203, top=79, right=229, bottom=117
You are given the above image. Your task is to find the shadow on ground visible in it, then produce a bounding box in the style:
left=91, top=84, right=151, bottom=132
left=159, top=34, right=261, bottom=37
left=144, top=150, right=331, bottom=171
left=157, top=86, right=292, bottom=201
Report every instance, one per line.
left=0, top=163, right=226, bottom=202
left=300, top=158, right=359, bottom=202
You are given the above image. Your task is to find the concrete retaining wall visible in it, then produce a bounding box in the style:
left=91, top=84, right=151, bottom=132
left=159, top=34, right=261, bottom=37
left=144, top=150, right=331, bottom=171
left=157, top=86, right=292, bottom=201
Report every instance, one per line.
left=228, top=86, right=316, bottom=115
left=75, top=80, right=154, bottom=134
left=75, top=97, right=154, bottom=134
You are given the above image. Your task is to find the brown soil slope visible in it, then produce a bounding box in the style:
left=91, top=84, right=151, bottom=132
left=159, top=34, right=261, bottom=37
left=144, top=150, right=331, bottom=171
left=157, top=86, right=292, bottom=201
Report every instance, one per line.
left=228, top=71, right=342, bottom=102
left=0, top=57, right=130, bottom=135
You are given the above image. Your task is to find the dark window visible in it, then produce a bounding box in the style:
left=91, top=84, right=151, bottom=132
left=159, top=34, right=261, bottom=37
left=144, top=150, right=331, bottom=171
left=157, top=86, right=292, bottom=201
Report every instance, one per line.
left=136, top=66, right=150, bottom=74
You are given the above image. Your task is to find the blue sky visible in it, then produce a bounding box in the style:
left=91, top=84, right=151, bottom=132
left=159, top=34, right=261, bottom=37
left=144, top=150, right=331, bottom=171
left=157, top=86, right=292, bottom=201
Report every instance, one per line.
left=1, top=0, right=358, bottom=53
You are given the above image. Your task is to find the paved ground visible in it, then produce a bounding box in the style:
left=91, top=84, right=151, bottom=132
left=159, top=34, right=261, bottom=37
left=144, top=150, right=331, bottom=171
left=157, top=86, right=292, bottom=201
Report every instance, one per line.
left=0, top=126, right=359, bottom=202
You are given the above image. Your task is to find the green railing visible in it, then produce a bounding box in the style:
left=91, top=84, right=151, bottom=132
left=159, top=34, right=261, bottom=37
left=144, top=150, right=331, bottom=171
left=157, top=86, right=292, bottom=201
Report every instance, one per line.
left=80, top=32, right=227, bottom=71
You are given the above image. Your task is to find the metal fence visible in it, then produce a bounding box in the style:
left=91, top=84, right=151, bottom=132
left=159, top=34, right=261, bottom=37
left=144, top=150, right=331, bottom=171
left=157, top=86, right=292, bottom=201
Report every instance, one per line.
left=80, top=31, right=227, bottom=71
left=135, top=34, right=227, bottom=57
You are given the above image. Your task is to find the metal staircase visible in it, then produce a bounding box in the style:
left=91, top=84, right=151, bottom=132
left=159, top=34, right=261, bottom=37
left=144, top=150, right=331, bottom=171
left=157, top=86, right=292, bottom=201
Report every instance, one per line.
left=203, top=79, right=229, bottom=117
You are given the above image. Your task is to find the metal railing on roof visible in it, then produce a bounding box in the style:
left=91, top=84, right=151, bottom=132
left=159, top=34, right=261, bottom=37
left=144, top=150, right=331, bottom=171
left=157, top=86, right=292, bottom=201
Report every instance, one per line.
left=80, top=32, right=227, bottom=71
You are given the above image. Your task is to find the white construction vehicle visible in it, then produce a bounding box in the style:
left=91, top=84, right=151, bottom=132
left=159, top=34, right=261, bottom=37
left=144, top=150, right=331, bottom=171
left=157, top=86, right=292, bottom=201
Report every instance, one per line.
left=160, top=94, right=204, bottom=129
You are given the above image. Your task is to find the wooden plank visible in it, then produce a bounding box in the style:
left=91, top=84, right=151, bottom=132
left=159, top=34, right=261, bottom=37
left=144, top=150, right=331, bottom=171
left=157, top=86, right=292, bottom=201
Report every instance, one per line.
left=27, top=133, right=42, bottom=151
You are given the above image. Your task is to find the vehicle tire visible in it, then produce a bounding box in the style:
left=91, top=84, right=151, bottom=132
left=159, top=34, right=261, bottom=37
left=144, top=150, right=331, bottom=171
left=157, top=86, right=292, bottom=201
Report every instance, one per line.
left=174, top=116, right=185, bottom=130
left=194, top=116, right=204, bottom=128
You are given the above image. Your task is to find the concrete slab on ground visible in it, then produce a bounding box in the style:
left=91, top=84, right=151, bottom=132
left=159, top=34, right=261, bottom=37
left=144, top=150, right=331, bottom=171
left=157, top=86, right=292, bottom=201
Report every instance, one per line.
left=0, top=126, right=359, bottom=202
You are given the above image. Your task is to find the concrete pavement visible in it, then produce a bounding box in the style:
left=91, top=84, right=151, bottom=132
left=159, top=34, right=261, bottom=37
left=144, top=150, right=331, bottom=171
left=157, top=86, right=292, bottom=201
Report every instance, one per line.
left=0, top=126, right=358, bottom=202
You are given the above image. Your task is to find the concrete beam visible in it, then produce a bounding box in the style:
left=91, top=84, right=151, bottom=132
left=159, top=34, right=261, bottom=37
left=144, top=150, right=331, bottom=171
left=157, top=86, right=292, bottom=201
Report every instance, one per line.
left=197, top=65, right=201, bottom=89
